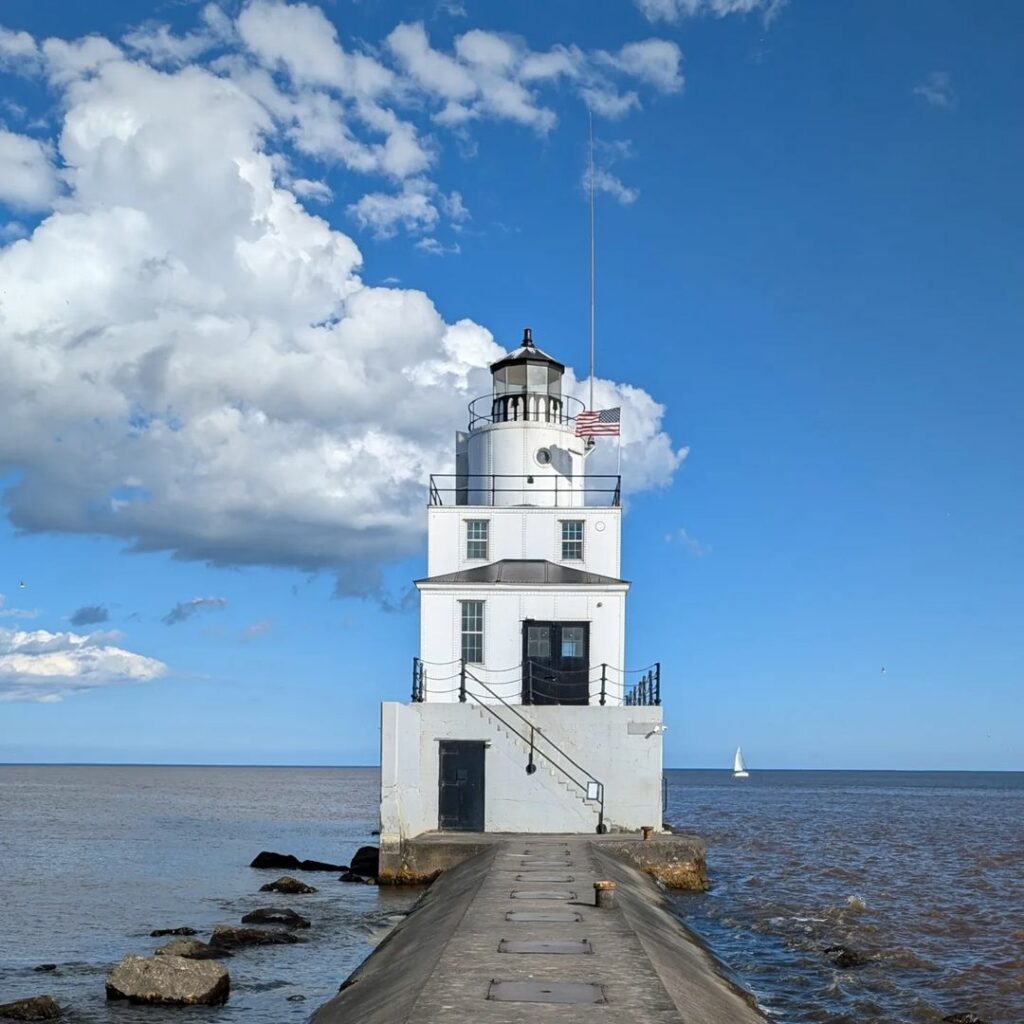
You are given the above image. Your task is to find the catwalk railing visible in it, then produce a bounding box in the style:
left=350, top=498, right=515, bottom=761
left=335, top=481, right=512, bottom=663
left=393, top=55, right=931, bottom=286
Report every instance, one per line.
left=427, top=473, right=621, bottom=508
left=411, top=657, right=661, bottom=707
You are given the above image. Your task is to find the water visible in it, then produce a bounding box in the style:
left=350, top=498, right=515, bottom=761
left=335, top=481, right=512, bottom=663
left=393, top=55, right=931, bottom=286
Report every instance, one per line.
left=0, top=766, right=420, bottom=1020
left=665, top=770, right=1024, bottom=1024
left=1, top=767, right=1021, bottom=1023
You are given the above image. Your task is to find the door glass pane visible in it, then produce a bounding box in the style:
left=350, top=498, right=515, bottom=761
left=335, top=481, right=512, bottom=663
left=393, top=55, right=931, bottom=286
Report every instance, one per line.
left=560, top=626, right=584, bottom=660
left=527, top=626, right=551, bottom=659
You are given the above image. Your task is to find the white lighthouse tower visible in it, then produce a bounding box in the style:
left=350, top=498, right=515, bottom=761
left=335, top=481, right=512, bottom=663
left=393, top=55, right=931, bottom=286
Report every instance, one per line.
left=379, top=328, right=664, bottom=859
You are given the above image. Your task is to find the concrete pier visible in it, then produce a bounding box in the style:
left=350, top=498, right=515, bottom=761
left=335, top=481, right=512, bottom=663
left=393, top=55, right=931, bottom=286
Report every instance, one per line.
left=312, top=835, right=766, bottom=1024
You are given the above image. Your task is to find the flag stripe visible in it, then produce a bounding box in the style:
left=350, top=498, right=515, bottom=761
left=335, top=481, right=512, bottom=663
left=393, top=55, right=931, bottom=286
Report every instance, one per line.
left=575, top=407, right=621, bottom=437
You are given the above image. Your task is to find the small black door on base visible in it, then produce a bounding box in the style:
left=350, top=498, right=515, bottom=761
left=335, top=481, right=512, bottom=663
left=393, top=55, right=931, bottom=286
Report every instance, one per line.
left=438, top=740, right=486, bottom=831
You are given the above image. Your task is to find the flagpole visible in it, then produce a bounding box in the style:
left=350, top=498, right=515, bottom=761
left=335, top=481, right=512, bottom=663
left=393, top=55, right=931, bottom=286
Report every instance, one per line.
left=588, top=107, right=596, bottom=414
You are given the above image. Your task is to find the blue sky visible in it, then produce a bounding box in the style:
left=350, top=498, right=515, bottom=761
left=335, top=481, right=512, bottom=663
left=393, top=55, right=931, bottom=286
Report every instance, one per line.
left=0, top=0, right=1021, bottom=769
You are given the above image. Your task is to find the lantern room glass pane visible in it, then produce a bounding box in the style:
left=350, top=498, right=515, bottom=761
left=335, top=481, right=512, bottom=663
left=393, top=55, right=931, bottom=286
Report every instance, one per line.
left=527, top=363, right=549, bottom=390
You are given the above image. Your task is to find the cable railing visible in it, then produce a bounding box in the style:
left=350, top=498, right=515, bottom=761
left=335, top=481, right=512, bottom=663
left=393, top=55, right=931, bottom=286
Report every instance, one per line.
left=462, top=666, right=607, bottom=834
left=412, top=657, right=662, bottom=706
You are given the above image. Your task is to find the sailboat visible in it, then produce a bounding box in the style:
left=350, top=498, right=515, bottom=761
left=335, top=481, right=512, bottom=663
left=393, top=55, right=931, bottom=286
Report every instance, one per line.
left=732, top=746, right=750, bottom=779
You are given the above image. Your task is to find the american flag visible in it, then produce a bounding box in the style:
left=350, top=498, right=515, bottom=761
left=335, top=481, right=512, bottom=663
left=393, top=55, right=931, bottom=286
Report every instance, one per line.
left=575, top=407, right=621, bottom=438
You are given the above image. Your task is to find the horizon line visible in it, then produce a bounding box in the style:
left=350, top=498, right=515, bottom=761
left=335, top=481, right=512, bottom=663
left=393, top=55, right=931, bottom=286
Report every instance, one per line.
left=1, top=762, right=1021, bottom=773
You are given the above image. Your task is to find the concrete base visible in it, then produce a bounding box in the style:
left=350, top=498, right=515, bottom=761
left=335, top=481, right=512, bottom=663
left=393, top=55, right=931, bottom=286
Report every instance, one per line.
left=379, top=831, right=708, bottom=890
left=313, top=835, right=762, bottom=1024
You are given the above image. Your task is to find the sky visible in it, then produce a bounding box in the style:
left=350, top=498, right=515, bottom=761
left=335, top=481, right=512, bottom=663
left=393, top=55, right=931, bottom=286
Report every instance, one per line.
left=0, top=0, right=1021, bottom=770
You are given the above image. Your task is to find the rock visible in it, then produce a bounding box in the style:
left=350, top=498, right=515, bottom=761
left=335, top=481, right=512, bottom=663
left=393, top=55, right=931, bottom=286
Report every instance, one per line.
left=339, top=871, right=362, bottom=883
left=824, top=944, right=870, bottom=969
left=370, top=829, right=380, bottom=837
left=150, top=927, right=197, bottom=937
left=287, top=994, right=306, bottom=1002
left=943, top=1015, right=989, bottom=1024
left=349, top=846, right=379, bottom=879
left=106, top=954, right=229, bottom=1006
left=0, top=995, right=62, bottom=1020
left=250, top=851, right=301, bottom=870
left=259, top=875, right=316, bottom=894
left=210, top=925, right=304, bottom=948
left=155, top=938, right=230, bottom=960
left=31, top=965, right=57, bottom=973
left=298, top=859, right=345, bottom=872
left=241, top=908, right=311, bottom=929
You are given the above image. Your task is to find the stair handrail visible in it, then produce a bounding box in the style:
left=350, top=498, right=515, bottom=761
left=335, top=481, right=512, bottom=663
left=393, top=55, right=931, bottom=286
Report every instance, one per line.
left=463, top=665, right=606, bottom=833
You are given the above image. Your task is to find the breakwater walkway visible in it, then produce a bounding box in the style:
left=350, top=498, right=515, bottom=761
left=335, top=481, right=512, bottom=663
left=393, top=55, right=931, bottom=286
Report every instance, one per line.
left=312, top=835, right=767, bottom=1024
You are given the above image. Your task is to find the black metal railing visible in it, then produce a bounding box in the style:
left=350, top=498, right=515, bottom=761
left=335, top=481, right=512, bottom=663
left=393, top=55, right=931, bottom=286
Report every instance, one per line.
left=411, top=657, right=425, bottom=702
left=462, top=665, right=607, bottom=834
left=428, top=473, right=621, bottom=507
left=624, top=664, right=661, bottom=706
left=468, top=393, right=586, bottom=431
left=412, top=657, right=662, bottom=707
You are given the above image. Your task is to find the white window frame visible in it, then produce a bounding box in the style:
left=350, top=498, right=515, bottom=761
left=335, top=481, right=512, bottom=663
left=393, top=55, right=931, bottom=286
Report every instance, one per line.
left=460, top=600, right=485, bottom=664
left=560, top=519, right=584, bottom=561
left=465, top=519, right=489, bottom=561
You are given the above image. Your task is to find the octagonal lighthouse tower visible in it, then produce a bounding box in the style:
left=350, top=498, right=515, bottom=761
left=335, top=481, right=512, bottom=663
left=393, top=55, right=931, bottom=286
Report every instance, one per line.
left=379, top=329, right=664, bottom=867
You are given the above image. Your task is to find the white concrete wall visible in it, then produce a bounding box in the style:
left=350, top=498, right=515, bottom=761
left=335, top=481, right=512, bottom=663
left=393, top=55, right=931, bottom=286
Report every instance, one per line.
left=426, top=506, right=622, bottom=579
left=466, top=420, right=586, bottom=507
left=417, top=586, right=628, bottom=705
left=379, top=702, right=664, bottom=841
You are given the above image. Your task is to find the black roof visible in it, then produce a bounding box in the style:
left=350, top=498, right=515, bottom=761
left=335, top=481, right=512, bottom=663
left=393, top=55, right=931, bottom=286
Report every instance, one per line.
left=489, top=327, right=566, bottom=375
left=416, top=559, right=628, bottom=587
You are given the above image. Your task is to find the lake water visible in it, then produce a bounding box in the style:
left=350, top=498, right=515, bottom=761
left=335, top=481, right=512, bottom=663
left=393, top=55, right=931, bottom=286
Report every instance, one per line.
left=666, top=769, right=1024, bottom=1024
left=1, top=766, right=1021, bottom=1023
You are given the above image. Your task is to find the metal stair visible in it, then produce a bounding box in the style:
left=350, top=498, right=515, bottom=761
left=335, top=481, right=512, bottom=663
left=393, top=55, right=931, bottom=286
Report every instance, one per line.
left=471, top=704, right=601, bottom=831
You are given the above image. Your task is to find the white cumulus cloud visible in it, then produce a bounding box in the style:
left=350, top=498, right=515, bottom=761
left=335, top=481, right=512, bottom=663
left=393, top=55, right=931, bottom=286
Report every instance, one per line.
left=0, top=627, right=167, bottom=703
left=0, top=9, right=688, bottom=600
left=0, top=130, right=60, bottom=210
left=635, top=0, right=786, bottom=22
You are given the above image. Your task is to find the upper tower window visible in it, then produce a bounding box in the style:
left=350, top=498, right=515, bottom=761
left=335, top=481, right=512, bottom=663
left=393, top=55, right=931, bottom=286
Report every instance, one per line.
left=466, top=519, right=489, bottom=560
left=561, top=520, right=584, bottom=560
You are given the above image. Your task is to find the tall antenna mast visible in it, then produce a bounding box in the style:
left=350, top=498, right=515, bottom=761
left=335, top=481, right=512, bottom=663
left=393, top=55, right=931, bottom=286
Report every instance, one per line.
left=588, top=107, right=596, bottom=413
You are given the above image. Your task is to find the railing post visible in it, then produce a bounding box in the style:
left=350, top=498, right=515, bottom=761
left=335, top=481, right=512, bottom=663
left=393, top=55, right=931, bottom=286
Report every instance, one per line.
left=459, top=659, right=467, bottom=703
left=600, top=664, right=607, bottom=706
left=654, top=663, right=661, bottom=706
left=411, top=657, right=418, bottom=701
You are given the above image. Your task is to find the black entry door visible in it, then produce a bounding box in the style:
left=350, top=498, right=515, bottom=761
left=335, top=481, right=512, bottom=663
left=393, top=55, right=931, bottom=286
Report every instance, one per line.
left=522, top=620, right=590, bottom=705
left=438, top=741, right=485, bottom=831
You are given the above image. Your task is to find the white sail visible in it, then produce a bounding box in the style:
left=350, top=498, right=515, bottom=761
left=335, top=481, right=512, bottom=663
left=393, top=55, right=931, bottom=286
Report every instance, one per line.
left=733, top=746, right=749, bottom=777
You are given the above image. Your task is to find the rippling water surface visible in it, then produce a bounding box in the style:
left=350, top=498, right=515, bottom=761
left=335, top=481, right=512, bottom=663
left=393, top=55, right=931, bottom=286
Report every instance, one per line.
left=2, top=766, right=1021, bottom=1023
left=666, top=769, right=1024, bottom=1024
left=0, top=765, right=419, bottom=1021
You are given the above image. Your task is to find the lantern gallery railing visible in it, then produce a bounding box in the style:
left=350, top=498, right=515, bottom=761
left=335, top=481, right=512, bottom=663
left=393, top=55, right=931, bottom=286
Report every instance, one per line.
left=411, top=658, right=662, bottom=707
left=468, top=393, right=586, bottom=431
left=428, top=473, right=621, bottom=507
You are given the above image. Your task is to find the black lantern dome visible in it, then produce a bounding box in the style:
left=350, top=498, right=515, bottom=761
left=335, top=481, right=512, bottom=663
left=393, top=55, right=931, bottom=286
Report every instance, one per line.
left=486, top=328, right=567, bottom=425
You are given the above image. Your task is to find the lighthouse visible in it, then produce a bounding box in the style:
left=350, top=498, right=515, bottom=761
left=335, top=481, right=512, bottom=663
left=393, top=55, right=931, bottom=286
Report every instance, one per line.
left=379, top=328, right=664, bottom=858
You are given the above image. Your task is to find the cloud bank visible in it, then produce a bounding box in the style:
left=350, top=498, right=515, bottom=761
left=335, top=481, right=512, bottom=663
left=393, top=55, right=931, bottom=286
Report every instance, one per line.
left=0, top=628, right=167, bottom=703
left=0, top=2, right=687, bottom=599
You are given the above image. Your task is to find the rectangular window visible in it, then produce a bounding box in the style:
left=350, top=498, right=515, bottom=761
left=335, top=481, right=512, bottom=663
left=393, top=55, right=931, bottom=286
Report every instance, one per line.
left=561, top=626, right=585, bottom=660
left=561, top=520, right=584, bottom=560
left=466, top=519, right=489, bottom=560
left=461, top=601, right=484, bottom=664
left=526, top=624, right=551, bottom=660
